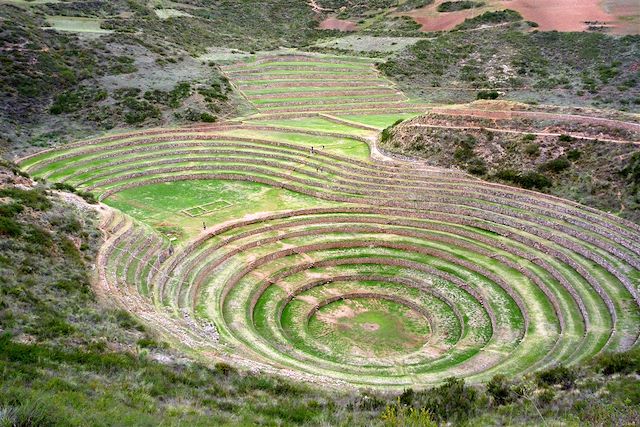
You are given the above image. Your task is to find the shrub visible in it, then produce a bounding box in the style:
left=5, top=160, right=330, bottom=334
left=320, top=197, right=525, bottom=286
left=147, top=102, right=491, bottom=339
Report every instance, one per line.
left=215, top=362, right=237, bottom=376
left=595, top=349, right=640, bottom=375
left=137, top=338, right=160, bottom=349
left=37, top=315, right=76, bottom=339
left=567, top=149, right=581, bottom=161
left=524, top=143, right=540, bottom=156
left=24, top=225, right=53, bottom=248
left=486, top=374, right=517, bottom=406
left=539, top=156, right=570, bottom=173
left=476, top=90, right=499, bottom=100
left=50, top=88, right=107, bottom=115
left=558, top=134, right=573, bottom=142
left=54, top=279, right=89, bottom=295
left=456, top=9, right=522, bottom=30
left=409, top=377, right=477, bottom=423
left=454, top=135, right=477, bottom=162
left=437, top=1, right=483, bottom=12
left=518, top=171, right=551, bottom=189
left=169, top=82, right=192, bottom=108
left=200, top=112, right=217, bottom=123
left=121, top=98, right=161, bottom=124
left=52, top=182, right=76, bottom=192
left=77, top=191, right=98, bottom=204
left=494, top=169, right=551, bottom=190
left=537, top=387, right=556, bottom=405
left=621, top=152, right=640, bottom=185
left=0, top=203, right=24, bottom=218
left=494, top=169, right=520, bottom=182
left=0, top=217, right=22, bottom=237
left=381, top=119, right=404, bottom=144
left=536, top=365, right=577, bottom=389
left=522, top=133, right=536, bottom=142
left=467, top=159, right=487, bottom=175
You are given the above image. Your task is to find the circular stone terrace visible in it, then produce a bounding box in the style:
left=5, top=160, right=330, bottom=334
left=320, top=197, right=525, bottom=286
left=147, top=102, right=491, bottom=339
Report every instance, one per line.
left=19, top=53, right=640, bottom=389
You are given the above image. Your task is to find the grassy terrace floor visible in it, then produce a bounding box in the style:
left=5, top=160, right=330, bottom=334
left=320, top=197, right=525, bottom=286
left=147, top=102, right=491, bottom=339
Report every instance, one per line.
left=19, top=53, right=640, bottom=389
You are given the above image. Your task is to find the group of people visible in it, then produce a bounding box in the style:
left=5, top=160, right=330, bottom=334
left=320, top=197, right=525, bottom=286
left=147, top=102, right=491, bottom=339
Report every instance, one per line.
left=311, top=145, right=325, bottom=173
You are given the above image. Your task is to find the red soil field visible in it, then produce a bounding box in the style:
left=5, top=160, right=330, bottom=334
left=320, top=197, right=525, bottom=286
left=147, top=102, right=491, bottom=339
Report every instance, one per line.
left=398, top=0, right=639, bottom=34
left=507, top=0, right=612, bottom=32
left=319, top=17, right=357, bottom=31
left=409, top=8, right=476, bottom=32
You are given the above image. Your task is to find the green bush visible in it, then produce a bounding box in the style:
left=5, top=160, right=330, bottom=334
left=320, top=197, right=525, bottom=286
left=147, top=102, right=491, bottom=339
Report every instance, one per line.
left=453, top=135, right=477, bottom=162
left=122, top=98, right=161, bottom=124
left=567, top=149, right=581, bottom=161
left=621, top=152, right=640, bottom=185
left=32, top=315, right=76, bottom=339
left=50, top=88, right=107, bottom=115
left=467, top=159, right=487, bottom=175
left=455, top=9, right=522, bottom=30
left=169, top=82, right=192, bottom=108
left=405, top=378, right=477, bottom=423
left=536, top=365, right=577, bottom=389
left=0, top=217, right=22, bottom=237
left=0, top=188, right=51, bottom=211
left=558, top=134, right=573, bottom=142
left=524, top=143, right=540, bottom=156
left=52, top=182, right=76, bottom=192
left=200, top=112, right=217, bottom=123
left=77, top=191, right=98, bottom=204
left=537, top=388, right=556, bottom=405
left=381, top=119, right=404, bottom=144
left=215, top=362, right=237, bottom=376
left=486, top=374, right=517, bottom=406
left=476, top=90, right=499, bottom=100
left=494, top=169, right=551, bottom=190
left=539, top=156, right=570, bottom=173
left=137, top=338, right=160, bottom=349
left=437, top=0, right=483, bottom=12
left=595, top=349, right=640, bottom=375
left=0, top=203, right=24, bottom=218
left=518, top=171, right=552, bottom=189
left=494, top=169, right=520, bottom=182
left=24, top=225, right=53, bottom=248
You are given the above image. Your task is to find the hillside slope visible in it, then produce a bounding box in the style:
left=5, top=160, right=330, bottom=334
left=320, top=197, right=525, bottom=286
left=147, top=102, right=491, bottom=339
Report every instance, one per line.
left=381, top=109, right=640, bottom=222
left=379, top=17, right=640, bottom=111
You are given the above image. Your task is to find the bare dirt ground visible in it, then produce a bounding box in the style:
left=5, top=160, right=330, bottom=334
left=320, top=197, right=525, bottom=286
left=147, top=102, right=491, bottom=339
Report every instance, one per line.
left=319, top=17, right=358, bottom=31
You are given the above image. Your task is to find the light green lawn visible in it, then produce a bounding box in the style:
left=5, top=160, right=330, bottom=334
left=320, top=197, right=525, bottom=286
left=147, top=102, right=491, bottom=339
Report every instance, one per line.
left=104, top=179, right=342, bottom=242
left=45, top=16, right=113, bottom=33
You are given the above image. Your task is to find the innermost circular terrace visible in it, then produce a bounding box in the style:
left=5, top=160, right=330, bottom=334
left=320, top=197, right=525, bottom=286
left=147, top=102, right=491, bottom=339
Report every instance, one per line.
left=307, top=295, right=432, bottom=363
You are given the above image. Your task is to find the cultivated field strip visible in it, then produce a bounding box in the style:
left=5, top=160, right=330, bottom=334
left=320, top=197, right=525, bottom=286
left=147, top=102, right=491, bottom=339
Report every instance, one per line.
left=22, top=112, right=640, bottom=388
left=222, top=54, right=430, bottom=115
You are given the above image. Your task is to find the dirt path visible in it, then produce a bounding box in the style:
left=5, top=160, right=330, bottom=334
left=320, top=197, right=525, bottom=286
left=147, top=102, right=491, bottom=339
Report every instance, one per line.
left=308, top=0, right=330, bottom=13
left=408, top=123, right=640, bottom=146
left=430, top=107, right=640, bottom=131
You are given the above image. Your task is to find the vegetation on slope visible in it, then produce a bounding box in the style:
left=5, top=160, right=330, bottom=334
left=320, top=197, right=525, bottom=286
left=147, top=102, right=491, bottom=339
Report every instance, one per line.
left=1, top=0, right=323, bottom=155
left=379, top=15, right=640, bottom=111
left=382, top=115, right=640, bottom=223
